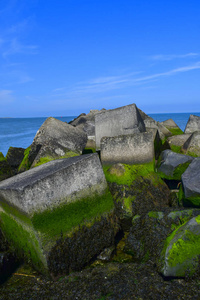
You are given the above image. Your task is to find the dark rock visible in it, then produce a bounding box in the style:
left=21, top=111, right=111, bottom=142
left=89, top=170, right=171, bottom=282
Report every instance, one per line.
left=6, top=147, right=25, bottom=175
left=0, top=152, right=12, bottom=181
left=182, top=131, right=200, bottom=157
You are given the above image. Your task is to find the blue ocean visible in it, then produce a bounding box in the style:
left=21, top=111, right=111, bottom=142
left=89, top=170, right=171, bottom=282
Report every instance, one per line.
left=0, top=113, right=200, bottom=156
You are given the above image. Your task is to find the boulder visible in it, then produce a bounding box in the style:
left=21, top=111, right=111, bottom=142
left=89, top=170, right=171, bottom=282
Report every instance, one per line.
left=95, top=104, right=146, bottom=150
left=160, top=119, right=183, bottom=135
left=18, top=117, right=87, bottom=172
left=6, top=147, right=25, bottom=175
left=184, top=114, right=200, bottom=134
left=0, top=152, right=12, bottom=182
left=182, top=131, right=200, bottom=157
left=0, top=154, right=118, bottom=276
left=160, top=215, right=200, bottom=277
left=167, top=134, right=191, bottom=153
left=156, top=150, right=194, bottom=180
left=181, top=158, right=200, bottom=207
left=100, top=131, right=157, bottom=165
left=124, top=209, right=200, bottom=272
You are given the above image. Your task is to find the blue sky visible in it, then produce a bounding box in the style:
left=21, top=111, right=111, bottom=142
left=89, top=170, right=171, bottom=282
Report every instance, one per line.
left=0, top=0, right=200, bottom=117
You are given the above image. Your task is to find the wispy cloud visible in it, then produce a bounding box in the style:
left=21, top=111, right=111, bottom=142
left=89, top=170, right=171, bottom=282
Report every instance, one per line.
left=2, top=38, right=38, bottom=58
left=0, top=89, right=14, bottom=104
left=150, top=53, right=199, bottom=61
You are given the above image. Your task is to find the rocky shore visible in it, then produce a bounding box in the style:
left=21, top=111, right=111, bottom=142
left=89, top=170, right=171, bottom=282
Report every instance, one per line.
left=1, top=103, right=200, bottom=299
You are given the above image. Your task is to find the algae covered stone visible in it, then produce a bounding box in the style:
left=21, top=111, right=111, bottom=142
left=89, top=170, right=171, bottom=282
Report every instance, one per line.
left=0, top=153, right=117, bottom=276
left=160, top=215, right=200, bottom=277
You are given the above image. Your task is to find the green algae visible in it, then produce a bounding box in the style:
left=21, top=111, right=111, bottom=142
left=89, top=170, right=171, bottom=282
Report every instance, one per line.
left=148, top=211, right=164, bottom=219
left=103, top=162, right=155, bottom=186
left=186, top=151, right=199, bottom=158
left=82, top=147, right=96, bottom=154
left=33, top=151, right=79, bottom=167
left=18, top=147, right=31, bottom=172
left=157, top=161, right=191, bottom=181
left=167, top=128, right=183, bottom=136
left=170, top=145, right=183, bottom=154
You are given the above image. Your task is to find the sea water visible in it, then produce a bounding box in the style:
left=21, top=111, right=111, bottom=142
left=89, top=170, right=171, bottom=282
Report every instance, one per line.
left=0, top=113, right=200, bottom=156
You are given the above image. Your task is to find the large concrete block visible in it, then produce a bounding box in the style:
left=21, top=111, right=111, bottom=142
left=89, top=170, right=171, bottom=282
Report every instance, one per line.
left=95, top=104, right=146, bottom=150
left=0, top=154, right=117, bottom=276
left=184, top=114, right=200, bottom=134
left=100, top=132, right=155, bottom=165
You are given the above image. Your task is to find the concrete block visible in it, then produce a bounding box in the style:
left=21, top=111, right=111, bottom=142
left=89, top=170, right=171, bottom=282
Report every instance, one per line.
left=95, top=104, right=145, bottom=150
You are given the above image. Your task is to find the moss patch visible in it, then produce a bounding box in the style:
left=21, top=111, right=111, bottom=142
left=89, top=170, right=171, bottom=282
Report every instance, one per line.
left=157, top=161, right=191, bottom=181
left=82, top=148, right=96, bottom=154
left=0, top=152, right=6, bottom=161
left=103, top=162, right=155, bottom=186
left=170, top=145, right=183, bottom=154
left=167, top=128, right=183, bottom=136
left=18, top=147, right=31, bottom=172
left=148, top=211, right=164, bottom=219
left=186, top=151, right=199, bottom=158
left=33, top=151, right=79, bottom=167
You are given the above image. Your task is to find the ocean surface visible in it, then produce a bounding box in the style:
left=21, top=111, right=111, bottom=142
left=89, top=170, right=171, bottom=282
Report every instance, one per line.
left=0, top=113, right=200, bottom=156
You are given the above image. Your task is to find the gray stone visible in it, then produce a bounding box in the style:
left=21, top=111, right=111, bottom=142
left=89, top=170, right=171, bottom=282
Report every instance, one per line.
left=181, top=158, right=200, bottom=206
left=95, top=104, right=146, bottom=150
left=161, top=215, right=200, bottom=277
left=184, top=114, right=200, bottom=134
left=160, top=118, right=180, bottom=129
left=157, top=149, right=193, bottom=180
left=0, top=153, right=12, bottom=182
left=167, top=134, right=191, bottom=148
left=33, top=117, right=87, bottom=153
left=182, top=131, right=200, bottom=156
left=0, top=154, right=117, bottom=276
left=6, top=147, right=25, bottom=169
left=101, top=132, right=155, bottom=165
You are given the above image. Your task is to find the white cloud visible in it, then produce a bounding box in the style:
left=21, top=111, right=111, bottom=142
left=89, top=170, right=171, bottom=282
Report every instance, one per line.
left=150, top=53, right=199, bottom=61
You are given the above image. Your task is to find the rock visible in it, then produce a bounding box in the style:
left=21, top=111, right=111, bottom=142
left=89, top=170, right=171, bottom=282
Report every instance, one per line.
left=100, top=131, right=157, bottom=165
left=156, top=149, right=194, bottom=180
left=33, top=117, right=87, bottom=153
left=160, top=215, right=200, bottom=277
left=97, top=245, right=115, bottom=261
left=0, top=152, right=12, bottom=182
left=167, top=134, right=191, bottom=153
left=181, top=158, right=200, bottom=207
left=124, top=209, right=200, bottom=270
left=0, top=154, right=118, bottom=276
left=160, top=119, right=183, bottom=135
left=184, top=114, right=200, bottom=134
left=6, top=147, right=25, bottom=175
left=95, top=104, right=146, bottom=150
left=182, top=131, right=200, bottom=157
left=18, top=117, right=88, bottom=172
left=104, top=163, right=170, bottom=229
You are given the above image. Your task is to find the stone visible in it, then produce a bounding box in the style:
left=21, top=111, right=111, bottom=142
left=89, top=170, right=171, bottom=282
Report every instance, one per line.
left=167, top=134, right=191, bottom=153
left=0, top=152, right=12, bottom=182
left=156, top=149, right=194, bottom=180
left=160, top=215, right=200, bottom=277
left=181, top=158, right=200, bottom=207
left=184, top=114, right=200, bottom=134
left=160, top=119, right=183, bottom=135
left=95, top=104, right=146, bottom=150
left=0, top=154, right=118, bottom=276
left=182, top=131, right=200, bottom=157
left=6, top=147, right=25, bottom=175
left=100, top=132, right=156, bottom=165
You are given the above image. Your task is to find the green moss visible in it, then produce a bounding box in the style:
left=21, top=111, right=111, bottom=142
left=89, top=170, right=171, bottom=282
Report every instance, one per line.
left=167, top=128, right=183, bottom=136
left=103, top=162, right=155, bottom=186
left=170, top=144, right=183, bottom=154
left=34, top=151, right=79, bottom=167
left=183, top=196, right=200, bottom=208
left=18, top=147, right=31, bottom=171
left=0, top=152, right=6, bottom=161
left=167, top=229, right=200, bottom=273
left=0, top=212, right=46, bottom=272
left=157, top=161, right=191, bottom=181
left=186, top=151, right=199, bottom=158
left=82, top=148, right=96, bottom=154
left=32, top=189, right=114, bottom=242
left=148, top=211, right=164, bottom=219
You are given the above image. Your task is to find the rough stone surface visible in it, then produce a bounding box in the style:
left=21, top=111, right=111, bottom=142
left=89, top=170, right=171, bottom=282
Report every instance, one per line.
left=157, top=149, right=194, bottom=180
left=6, top=147, right=25, bottom=169
left=184, top=114, right=200, bottom=134
left=167, top=134, right=191, bottom=148
left=95, top=104, right=146, bottom=150
left=0, top=154, right=106, bottom=215
left=181, top=158, right=200, bottom=206
left=33, top=117, right=87, bottom=153
left=0, top=153, right=12, bottom=182
left=161, top=215, right=200, bottom=277
left=100, top=132, right=155, bottom=165
left=160, top=119, right=180, bottom=129
left=182, top=131, right=200, bottom=156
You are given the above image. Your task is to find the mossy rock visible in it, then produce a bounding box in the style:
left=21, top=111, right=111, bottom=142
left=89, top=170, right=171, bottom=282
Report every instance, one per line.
left=0, top=153, right=13, bottom=181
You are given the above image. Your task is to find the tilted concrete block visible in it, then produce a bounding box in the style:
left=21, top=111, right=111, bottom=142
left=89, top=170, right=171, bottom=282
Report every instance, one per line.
left=95, top=104, right=146, bottom=150
left=0, top=154, right=117, bottom=276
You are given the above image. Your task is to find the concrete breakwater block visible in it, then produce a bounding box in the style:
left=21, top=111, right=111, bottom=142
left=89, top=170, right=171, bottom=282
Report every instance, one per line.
left=95, top=103, right=146, bottom=150
left=100, top=132, right=156, bottom=165
left=0, top=154, right=117, bottom=276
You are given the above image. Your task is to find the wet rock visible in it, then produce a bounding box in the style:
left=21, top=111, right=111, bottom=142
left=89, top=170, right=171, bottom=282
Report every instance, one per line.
left=0, top=154, right=118, bottom=276
left=182, top=131, right=200, bottom=157
left=95, top=103, right=145, bottom=150
left=184, top=114, right=200, bottom=134
left=0, top=152, right=12, bottom=182
left=156, top=149, right=194, bottom=180
left=160, top=215, right=200, bottom=277
left=6, top=147, right=25, bottom=175
left=181, top=158, right=200, bottom=207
